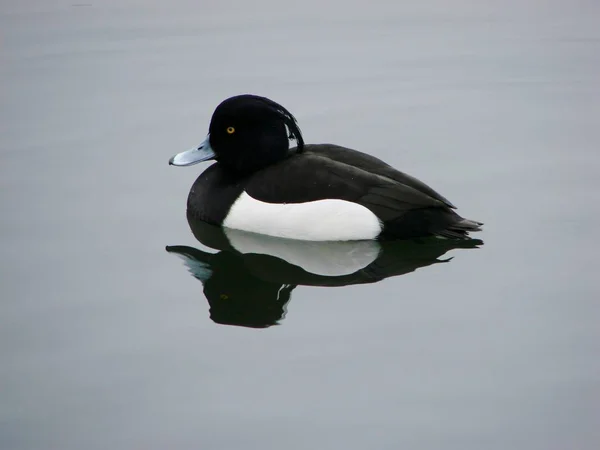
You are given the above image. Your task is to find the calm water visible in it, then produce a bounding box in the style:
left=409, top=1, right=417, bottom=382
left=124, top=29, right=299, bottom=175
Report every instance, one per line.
left=1, top=1, right=599, bottom=449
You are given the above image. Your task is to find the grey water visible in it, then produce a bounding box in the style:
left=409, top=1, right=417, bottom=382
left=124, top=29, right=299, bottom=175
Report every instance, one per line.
left=1, top=1, right=599, bottom=449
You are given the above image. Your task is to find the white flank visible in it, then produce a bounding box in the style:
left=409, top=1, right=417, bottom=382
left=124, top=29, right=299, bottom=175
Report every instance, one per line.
left=223, top=192, right=382, bottom=241
left=224, top=228, right=381, bottom=276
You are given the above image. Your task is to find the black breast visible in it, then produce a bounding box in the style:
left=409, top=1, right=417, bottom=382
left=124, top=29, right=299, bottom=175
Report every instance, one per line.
left=187, top=164, right=247, bottom=224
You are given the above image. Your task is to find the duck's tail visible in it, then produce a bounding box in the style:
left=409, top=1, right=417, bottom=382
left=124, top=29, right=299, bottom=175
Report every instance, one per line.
left=436, top=218, right=483, bottom=240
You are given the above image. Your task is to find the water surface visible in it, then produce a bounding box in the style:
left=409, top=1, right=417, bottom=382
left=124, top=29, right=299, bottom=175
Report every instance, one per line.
left=1, top=1, right=599, bottom=449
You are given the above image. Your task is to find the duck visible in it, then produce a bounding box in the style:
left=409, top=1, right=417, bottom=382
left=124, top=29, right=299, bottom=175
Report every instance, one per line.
left=169, top=94, right=482, bottom=241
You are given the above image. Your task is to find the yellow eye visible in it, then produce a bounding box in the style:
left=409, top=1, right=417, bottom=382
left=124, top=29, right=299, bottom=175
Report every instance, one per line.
left=226, top=126, right=235, bottom=134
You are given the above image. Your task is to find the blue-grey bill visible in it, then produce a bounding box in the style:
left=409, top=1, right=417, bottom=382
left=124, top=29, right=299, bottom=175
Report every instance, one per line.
left=169, top=135, right=215, bottom=166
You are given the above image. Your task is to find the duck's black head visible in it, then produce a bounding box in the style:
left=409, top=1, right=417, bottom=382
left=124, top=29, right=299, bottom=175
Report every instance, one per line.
left=169, top=95, right=304, bottom=175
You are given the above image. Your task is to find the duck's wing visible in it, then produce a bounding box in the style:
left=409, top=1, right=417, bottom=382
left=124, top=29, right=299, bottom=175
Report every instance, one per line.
left=245, top=145, right=481, bottom=239
left=246, top=146, right=447, bottom=210
left=304, top=144, right=457, bottom=209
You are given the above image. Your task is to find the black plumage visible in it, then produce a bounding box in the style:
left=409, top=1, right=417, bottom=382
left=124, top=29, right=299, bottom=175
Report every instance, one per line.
left=175, top=95, right=482, bottom=240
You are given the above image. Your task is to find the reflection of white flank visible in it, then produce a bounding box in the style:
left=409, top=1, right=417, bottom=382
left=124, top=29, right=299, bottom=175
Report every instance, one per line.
left=224, top=228, right=381, bottom=277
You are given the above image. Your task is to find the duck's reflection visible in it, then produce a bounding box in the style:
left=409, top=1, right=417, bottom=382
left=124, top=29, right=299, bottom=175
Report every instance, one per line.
left=167, top=214, right=482, bottom=328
